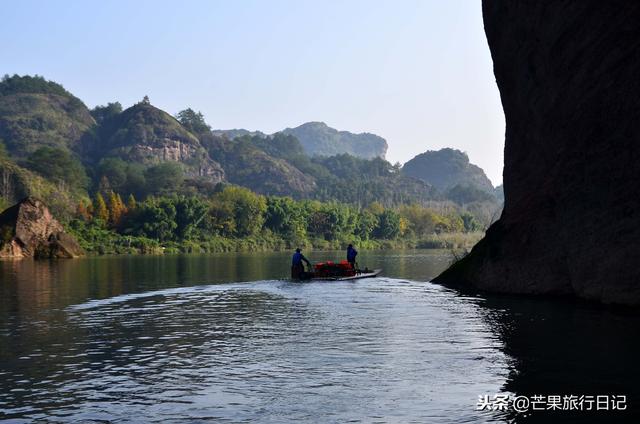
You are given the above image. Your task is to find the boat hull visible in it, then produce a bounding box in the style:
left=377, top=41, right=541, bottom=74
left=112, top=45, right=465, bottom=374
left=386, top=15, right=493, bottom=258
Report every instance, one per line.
left=297, top=269, right=382, bottom=281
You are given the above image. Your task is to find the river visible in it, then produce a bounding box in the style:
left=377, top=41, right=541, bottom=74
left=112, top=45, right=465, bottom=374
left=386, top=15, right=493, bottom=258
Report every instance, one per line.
left=1, top=250, right=638, bottom=423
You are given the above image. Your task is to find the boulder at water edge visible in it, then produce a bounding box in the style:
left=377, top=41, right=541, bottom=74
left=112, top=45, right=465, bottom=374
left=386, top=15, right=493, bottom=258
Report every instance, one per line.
left=0, top=197, right=84, bottom=259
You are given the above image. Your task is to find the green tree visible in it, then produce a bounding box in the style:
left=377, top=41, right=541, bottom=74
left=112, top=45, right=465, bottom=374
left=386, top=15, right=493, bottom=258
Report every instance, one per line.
left=460, top=212, right=481, bottom=232
left=125, top=164, right=146, bottom=197
left=398, top=204, right=437, bottom=237
left=374, top=209, right=402, bottom=239
left=174, top=196, right=209, bottom=240
left=90, top=102, right=122, bottom=125
left=355, top=210, right=378, bottom=240
left=130, top=197, right=177, bottom=241
left=214, top=186, right=267, bottom=237
left=265, top=196, right=307, bottom=240
left=144, top=162, right=184, bottom=195
left=176, top=108, right=211, bottom=135
left=98, top=158, right=128, bottom=192
left=207, top=198, right=236, bottom=236
left=25, top=147, right=89, bottom=190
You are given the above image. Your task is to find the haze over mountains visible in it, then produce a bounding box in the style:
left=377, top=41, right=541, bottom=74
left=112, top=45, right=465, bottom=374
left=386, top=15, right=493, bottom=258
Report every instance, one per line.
left=213, top=121, right=388, bottom=160
left=0, top=74, right=500, bottom=223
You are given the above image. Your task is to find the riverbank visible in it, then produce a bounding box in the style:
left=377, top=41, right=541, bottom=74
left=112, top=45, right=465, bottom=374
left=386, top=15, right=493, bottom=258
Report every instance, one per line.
left=67, top=221, right=483, bottom=256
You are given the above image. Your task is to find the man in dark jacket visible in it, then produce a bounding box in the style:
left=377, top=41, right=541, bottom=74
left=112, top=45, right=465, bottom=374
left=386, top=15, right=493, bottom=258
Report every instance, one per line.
left=347, top=244, right=358, bottom=269
left=291, top=248, right=311, bottom=279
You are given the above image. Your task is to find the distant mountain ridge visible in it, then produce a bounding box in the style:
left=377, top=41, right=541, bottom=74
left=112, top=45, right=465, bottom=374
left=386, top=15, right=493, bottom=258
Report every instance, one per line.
left=210, top=128, right=266, bottom=140
left=281, top=122, right=387, bottom=159
left=213, top=121, right=388, bottom=160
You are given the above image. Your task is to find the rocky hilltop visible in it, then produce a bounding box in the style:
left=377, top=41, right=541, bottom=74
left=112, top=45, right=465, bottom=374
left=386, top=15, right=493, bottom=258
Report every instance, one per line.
left=281, top=122, right=388, bottom=159
left=100, top=102, right=225, bottom=183
left=402, top=148, right=494, bottom=193
left=434, top=2, right=640, bottom=305
left=0, top=197, right=84, bottom=259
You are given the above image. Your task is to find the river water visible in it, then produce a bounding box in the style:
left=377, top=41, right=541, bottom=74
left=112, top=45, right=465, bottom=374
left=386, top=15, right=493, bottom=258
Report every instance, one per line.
left=1, top=250, right=639, bottom=423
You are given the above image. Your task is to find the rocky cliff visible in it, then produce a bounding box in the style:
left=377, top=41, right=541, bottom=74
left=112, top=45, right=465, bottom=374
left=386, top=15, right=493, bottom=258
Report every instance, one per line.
left=102, top=103, right=225, bottom=183
left=434, top=2, right=640, bottom=305
left=0, top=197, right=84, bottom=259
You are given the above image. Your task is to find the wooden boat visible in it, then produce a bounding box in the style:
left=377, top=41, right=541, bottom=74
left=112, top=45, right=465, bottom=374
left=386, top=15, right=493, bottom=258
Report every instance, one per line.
left=296, top=260, right=382, bottom=281
left=309, top=268, right=382, bottom=281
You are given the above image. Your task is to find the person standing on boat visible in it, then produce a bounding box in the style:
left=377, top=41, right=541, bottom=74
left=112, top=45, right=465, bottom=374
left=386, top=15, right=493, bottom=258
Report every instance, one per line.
left=291, top=248, right=311, bottom=279
left=347, top=244, right=358, bottom=269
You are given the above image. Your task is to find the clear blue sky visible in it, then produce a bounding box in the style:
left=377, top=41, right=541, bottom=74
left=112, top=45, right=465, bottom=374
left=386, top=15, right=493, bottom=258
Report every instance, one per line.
left=2, top=0, right=505, bottom=185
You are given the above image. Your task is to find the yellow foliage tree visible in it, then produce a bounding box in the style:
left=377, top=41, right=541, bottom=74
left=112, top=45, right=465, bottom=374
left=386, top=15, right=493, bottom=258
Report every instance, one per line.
left=94, top=192, right=109, bottom=223
left=108, top=191, right=126, bottom=227
left=126, top=193, right=137, bottom=211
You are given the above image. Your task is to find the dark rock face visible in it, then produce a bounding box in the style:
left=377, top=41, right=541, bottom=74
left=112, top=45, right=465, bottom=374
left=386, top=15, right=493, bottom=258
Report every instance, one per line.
left=0, top=197, right=84, bottom=259
left=434, top=2, right=640, bottom=305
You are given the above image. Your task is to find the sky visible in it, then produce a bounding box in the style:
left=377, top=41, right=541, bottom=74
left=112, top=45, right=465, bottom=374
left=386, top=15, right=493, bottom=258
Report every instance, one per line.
left=1, top=0, right=505, bottom=185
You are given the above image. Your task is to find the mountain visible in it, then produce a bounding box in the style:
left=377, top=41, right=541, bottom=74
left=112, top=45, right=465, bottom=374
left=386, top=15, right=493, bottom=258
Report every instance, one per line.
left=0, top=75, right=96, bottom=159
left=210, top=128, right=266, bottom=139
left=213, top=122, right=389, bottom=160
left=0, top=75, right=498, bottom=222
left=200, top=133, right=316, bottom=197
left=98, top=100, right=224, bottom=183
left=202, top=131, right=436, bottom=205
left=281, top=122, right=387, bottom=159
left=307, top=154, right=438, bottom=206
left=402, top=148, right=494, bottom=193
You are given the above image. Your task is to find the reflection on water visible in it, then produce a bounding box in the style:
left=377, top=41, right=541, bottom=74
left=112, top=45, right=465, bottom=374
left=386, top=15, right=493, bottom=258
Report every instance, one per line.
left=480, top=295, right=640, bottom=423
left=1, top=250, right=639, bottom=422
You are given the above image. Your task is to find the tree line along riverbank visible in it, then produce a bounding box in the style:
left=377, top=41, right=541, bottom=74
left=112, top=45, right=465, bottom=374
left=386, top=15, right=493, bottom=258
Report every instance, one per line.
left=65, top=186, right=485, bottom=255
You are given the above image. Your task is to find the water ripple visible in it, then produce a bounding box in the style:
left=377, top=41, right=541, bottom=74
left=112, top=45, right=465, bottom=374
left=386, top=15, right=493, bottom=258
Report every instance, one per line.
left=1, top=278, right=508, bottom=423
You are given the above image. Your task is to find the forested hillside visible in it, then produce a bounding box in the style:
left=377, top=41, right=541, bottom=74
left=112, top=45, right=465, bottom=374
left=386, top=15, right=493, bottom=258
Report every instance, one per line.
left=0, top=74, right=502, bottom=254
left=0, top=75, right=97, bottom=159
left=402, top=148, right=494, bottom=193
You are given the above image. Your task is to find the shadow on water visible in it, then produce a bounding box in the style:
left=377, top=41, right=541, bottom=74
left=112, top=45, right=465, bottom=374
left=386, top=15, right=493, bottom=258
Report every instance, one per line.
left=474, top=292, right=640, bottom=423
left=1, top=250, right=639, bottom=423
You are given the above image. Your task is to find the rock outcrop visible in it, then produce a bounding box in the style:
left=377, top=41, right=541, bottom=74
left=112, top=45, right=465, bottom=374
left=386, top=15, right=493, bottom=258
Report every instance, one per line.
left=0, top=197, right=84, bottom=259
left=434, top=2, right=640, bottom=305
left=102, top=103, right=225, bottom=183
